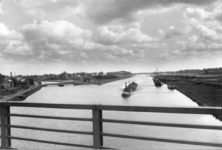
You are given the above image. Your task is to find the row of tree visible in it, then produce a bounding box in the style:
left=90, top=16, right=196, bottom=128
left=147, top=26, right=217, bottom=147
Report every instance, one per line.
left=0, top=74, right=6, bottom=84
left=11, top=78, right=35, bottom=87
left=0, top=73, right=35, bottom=87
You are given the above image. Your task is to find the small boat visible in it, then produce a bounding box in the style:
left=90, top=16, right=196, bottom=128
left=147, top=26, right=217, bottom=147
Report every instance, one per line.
left=97, top=82, right=102, bottom=85
left=73, top=82, right=81, bottom=86
left=58, top=82, right=64, bottom=87
left=16, top=94, right=27, bottom=100
left=153, top=78, right=162, bottom=87
left=122, top=91, right=131, bottom=97
left=167, top=84, right=175, bottom=90
left=152, top=67, right=162, bottom=87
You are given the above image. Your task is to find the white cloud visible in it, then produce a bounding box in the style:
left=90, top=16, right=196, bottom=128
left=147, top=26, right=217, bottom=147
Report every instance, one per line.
left=87, top=0, right=217, bottom=24
left=80, top=52, right=88, bottom=59
left=133, top=43, right=168, bottom=50
left=160, top=26, right=186, bottom=39
left=185, top=7, right=211, bottom=21
left=188, top=35, right=198, bottom=42
left=18, top=20, right=93, bottom=59
left=195, top=24, right=221, bottom=40
left=103, top=54, right=117, bottom=60
left=3, top=40, right=32, bottom=55
left=14, top=0, right=87, bottom=21
left=207, top=42, right=222, bottom=50
left=176, top=40, right=206, bottom=51
left=0, top=3, right=5, bottom=14
left=0, top=23, right=23, bottom=40
left=0, top=20, right=139, bottom=63
left=20, top=20, right=91, bottom=40
left=183, top=4, right=222, bottom=43
left=185, top=3, right=222, bottom=23
left=93, top=25, right=155, bottom=45
left=0, top=23, right=30, bottom=56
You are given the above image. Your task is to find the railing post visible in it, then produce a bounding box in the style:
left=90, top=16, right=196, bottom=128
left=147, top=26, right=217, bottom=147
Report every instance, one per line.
left=92, top=105, right=103, bottom=149
left=0, top=106, right=11, bottom=149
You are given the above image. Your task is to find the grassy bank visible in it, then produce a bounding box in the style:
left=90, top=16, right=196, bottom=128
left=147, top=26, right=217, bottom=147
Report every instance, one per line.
left=0, top=84, right=43, bottom=101
left=156, top=74, right=222, bottom=120
left=0, top=87, right=24, bottom=96
left=92, top=75, right=134, bottom=85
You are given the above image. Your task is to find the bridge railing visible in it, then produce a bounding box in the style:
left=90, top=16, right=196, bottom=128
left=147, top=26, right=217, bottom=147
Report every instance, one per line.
left=0, top=102, right=222, bottom=149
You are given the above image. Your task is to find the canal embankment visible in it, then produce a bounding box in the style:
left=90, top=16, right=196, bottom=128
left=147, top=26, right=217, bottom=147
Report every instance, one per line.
left=44, top=75, right=135, bottom=86
left=154, top=74, right=222, bottom=120
left=92, top=75, right=135, bottom=85
left=0, top=84, right=43, bottom=102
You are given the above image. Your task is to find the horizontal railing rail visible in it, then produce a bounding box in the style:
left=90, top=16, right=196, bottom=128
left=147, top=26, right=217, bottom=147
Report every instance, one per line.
left=0, top=102, right=221, bottom=149
left=101, top=133, right=222, bottom=148
left=6, top=113, right=92, bottom=121
left=6, top=124, right=93, bottom=135
left=101, top=119, right=222, bottom=130
left=7, top=136, right=93, bottom=149
left=1, top=102, right=221, bottom=114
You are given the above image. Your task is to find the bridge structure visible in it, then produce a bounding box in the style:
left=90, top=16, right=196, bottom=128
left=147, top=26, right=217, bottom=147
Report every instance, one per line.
left=0, top=102, right=222, bottom=149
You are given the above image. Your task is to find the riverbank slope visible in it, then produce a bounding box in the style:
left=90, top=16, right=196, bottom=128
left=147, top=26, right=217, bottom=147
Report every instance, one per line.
left=0, top=84, right=43, bottom=102
left=154, top=74, right=222, bottom=120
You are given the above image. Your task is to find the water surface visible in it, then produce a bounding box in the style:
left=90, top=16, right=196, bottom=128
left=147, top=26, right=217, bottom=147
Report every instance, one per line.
left=11, top=75, right=222, bottom=149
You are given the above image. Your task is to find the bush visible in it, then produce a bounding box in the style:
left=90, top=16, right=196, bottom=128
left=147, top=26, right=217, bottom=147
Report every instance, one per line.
left=27, top=78, right=35, bottom=85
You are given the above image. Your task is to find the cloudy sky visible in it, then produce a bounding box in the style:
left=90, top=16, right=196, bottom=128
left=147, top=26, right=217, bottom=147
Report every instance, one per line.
left=0, top=0, right=222, bottom=75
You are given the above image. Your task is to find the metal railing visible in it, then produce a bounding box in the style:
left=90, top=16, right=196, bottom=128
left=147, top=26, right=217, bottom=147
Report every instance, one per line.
left=0, top=102, right=222, bottom=149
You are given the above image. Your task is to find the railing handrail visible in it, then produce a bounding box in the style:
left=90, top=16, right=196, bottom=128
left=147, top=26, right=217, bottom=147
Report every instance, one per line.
left=0, top=102, right=222, bottom=149
left=1, top=102, right=221, bottom=115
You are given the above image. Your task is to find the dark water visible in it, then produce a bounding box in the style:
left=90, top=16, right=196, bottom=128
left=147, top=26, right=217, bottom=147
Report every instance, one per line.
left=10, top=75, right=222, bottom=149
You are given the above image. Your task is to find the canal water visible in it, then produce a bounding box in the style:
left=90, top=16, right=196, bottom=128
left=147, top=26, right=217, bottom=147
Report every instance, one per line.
left=10, top=75, right=222, bottom=149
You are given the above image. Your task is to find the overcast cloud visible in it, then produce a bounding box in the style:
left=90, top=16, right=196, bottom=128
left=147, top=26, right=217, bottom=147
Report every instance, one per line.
left=0, top=0, right=221, bottom=74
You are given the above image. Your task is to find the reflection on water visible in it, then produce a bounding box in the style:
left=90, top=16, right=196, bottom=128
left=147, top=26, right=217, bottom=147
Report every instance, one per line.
left=11, top=75, right=222, bottom=149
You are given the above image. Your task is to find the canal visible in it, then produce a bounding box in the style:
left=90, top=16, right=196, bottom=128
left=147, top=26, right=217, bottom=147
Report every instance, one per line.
left=10, top=75, right=222, bottom=149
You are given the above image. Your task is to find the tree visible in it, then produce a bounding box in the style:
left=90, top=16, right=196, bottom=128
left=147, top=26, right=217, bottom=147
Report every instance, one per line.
left=27, top=78, right=35, bottom=85
left=0, top=74, right=6, bottom=84
left=11, top=77, right=18, bottom=87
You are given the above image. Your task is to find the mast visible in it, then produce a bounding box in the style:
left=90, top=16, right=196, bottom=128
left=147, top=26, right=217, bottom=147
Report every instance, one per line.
left=156, top=67, right=158, bottom=78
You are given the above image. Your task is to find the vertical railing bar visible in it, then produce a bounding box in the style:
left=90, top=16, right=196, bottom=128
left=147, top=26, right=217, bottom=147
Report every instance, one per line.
left=0, top=106, right=5, bottom=148
left=0, top=106, right=6, bottom=148
left=0, top=106, right=11, bottom=148
left=6, top=106, right=11, bottom=147
left=100, top=109, right=103, bottom=146
left=93, top=105, right=103, bottom=149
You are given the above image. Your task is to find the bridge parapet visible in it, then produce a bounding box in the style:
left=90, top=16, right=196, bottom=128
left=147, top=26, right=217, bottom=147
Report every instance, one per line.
left=0, top=102, right=222, bottom=149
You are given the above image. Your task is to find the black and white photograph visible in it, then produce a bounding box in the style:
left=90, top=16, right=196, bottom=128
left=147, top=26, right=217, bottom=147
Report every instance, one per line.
left=0, top=0, right=222, bottom=149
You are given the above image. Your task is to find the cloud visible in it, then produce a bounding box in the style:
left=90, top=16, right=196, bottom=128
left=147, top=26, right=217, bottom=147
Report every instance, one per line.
left=0, top=20, right=140, bottom=64
left=20, top=20, right=91, bottom=40
left=195, top=24, right=221, bottom=40
left=103, top=53, right=117, bottom=60
left=14, top=0, right=85, bottom=17
left=159, top=26, right=186, bottom=39
left=93, top=25, right=155, bottom=45
left=207, top=42, right=222, bottom=50
left=0, top=23, right=30, bottom=56
left=133, top=42, right=167, bottom=50
left=3, top=40, right=32, bottom=55
left=177, top=40, right=206, bottom=50
left=176, top=34, right=222, bottom=54
left=13, top=0, right=218, bottom=25
left=0, top=23, right=23, bottom=40
left=18, top=20, right=93, bottom=60
left=0, top=3, right=4, bottom=14
left=86, top=0, right=218, bottom=24
left=80, top=52, right=88, bottom=59
left=184, top=3, right=222, bottom=22
left=183, top=4, right=222, bottom=42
